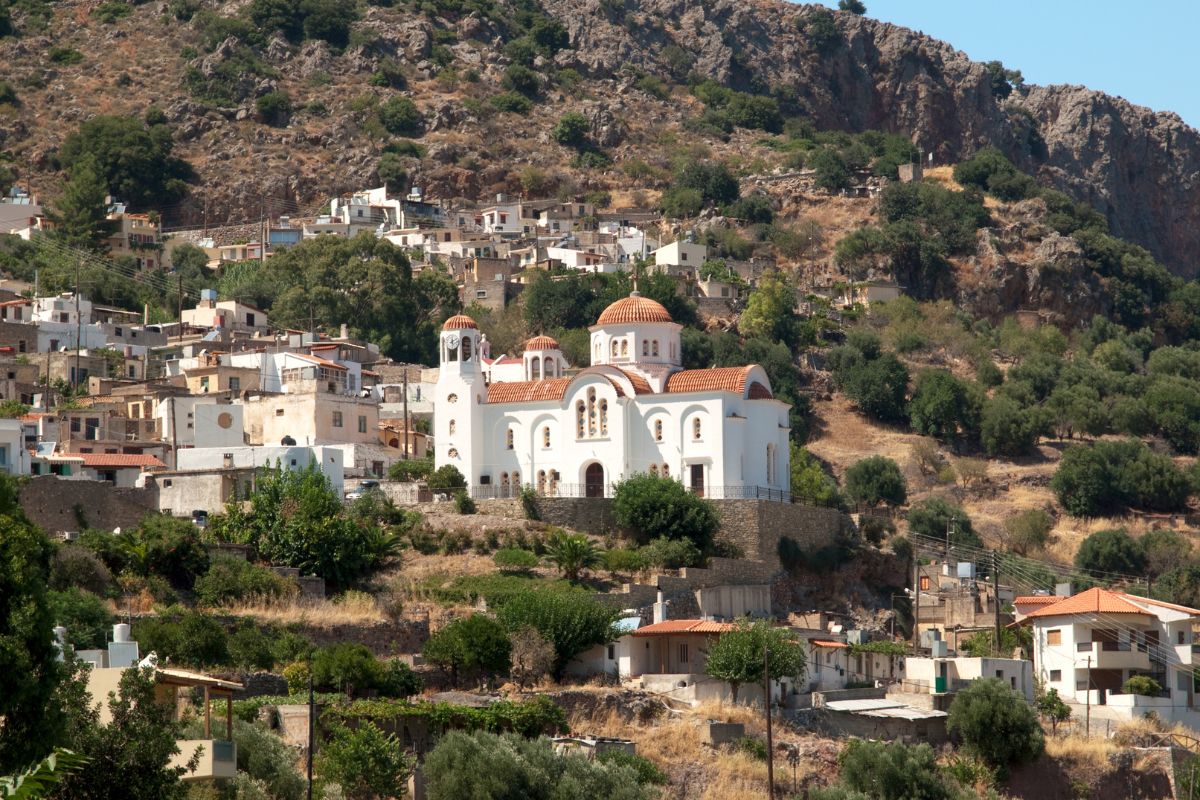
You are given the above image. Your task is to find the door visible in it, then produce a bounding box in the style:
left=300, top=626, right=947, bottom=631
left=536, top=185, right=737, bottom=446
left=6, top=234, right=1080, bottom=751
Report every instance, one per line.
left=690, top=464, right=704, bottom=497
left=585, top=463, right=604, bottom=498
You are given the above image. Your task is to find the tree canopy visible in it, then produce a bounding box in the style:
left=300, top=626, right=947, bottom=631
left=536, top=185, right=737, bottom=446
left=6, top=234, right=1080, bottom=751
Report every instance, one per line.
left=57, top=115, right=195, bottom=210
left=703, top=618, right=806, bottom=704
left=612, top=473, right=719, bottom=551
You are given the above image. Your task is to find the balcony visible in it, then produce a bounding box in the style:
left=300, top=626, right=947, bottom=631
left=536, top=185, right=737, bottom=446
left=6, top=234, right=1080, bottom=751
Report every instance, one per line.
left=1075, top=641, right=1152, bottom=671
left=170, top=738, right=237, bottom=781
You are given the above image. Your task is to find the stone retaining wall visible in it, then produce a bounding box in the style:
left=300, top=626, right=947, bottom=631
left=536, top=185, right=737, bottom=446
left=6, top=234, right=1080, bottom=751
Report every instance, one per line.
left=21, top=475, right=158, bottom=534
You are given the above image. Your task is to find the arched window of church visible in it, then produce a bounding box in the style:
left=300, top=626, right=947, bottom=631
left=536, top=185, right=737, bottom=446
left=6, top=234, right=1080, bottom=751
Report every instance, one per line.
left=642, top=340, right=649, bottom=357
left=576, top=401, right=586, bottom=438
left=654, top=419, right=663, bottom=442
left=621, top=340, right=628, bottom=357
left=447, top=393, right=458, bottom=404
left=549, top=470, right=560, bottom=494
left=501, top=473, right=509, bottom=495
left=767, top=443, right=776, bottom=484
left=693, top=417, right=702, bottom=440
left=587, top=388, right=597, bottom=437
left=447, top=447, right=459, bottom=458
left=512, top=470, right=520, bottom=486
left=662, top=463, right=669, bottom=476
left=599, top=399, right=608, bottom=435
left=594, top=341, right=601, bottom=360
left=537, top=470, right=546, bottom=493
left=531, top=359, right=541, bottom=380
left=542, top=426, right=551, bottom=448
left=449, top=419, right=456, bottom=436
left=650, top=464, right=658, bottom=477
left=462, top=337, right=472, bottom=361
left=610, top=340, right=619, bottom=358
left=447, top=341, right=459, bottom=361
left=652, top=340, right=659, bottom=357
left=506, top=428, right=514, bottom=450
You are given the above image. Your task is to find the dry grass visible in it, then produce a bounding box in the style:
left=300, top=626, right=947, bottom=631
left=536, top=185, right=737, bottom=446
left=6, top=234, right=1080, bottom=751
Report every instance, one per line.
left=219, top=594, right=387, bottom=627
left=1044, top=733, right=1117, bottom=767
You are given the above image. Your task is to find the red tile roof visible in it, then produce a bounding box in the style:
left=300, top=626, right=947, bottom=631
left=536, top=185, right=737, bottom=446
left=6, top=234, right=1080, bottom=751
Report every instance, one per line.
left=486, top=378, right=572, bottom=404
left=524, top=335, right=560, bottom=351
left=596, top=294, right=673, bottom=325
left=442, top=314, right=478, bottom=331
left=1014, top=595, right=1060, bottom=606
left=291, top=353, right=347, bottom=371
left=614, top=369, right=653, bottom=395
left=665, top=366, right=764, bottom=396
left=1023, top=587, right=1156, bottom=620
left=77, top=453, right=166, bottom=469
left=809, top=639, right=850, bottom=648
left=632, top=619, right=735, bottom=636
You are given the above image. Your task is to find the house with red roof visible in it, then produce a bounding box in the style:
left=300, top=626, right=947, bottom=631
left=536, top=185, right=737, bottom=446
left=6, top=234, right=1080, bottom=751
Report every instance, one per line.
left=433, top=292, right=791, bottom=500
left=1022, top=586, right=1200, bottom=727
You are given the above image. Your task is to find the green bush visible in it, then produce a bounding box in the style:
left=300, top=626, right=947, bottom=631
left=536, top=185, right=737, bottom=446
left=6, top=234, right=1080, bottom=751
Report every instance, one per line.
left=980, top=395, right=1042, bottom=457
left=255, top=90, right=292, bottom=126
left=906, top=498, right=980, bottom=549
left=491, top=92, right=533, bottom=113
left=493, top=548, right=539, bottom=571
left=1003, top=509, right=1052, bottom=555
left=1121, top=675, right=1162, bottom=696
left=595, top=750, right=667, bottom=784
left=0, top=82, right=16, bottom=106
left=454, top=490, right=476, bottom=515
left=519, top=485, right=540, bottom=520
left=423, top=614, right=512, bottom=686
left=378, top=96, right=423, bottom=136
left=133, top=610, right=229, bottom=667
left=639, top=537, right=702, bottom=569
left=310, top=643, right=422, bottom=698
left=48, top=46, right=84, bottom=64
left=601, top=547, right=647, bottom=576
left=50, top=545, right=112, bottom=595
left=93, top=2, right=132, bottom=22
left=844, top=455, right=906, bottom=507
left=837, top=740, right=956, bottom=800
left=551, top=112, right=590, bottom=149
left=1052, top=439, right=1191, bottom=517
left=427, top=464, right=467, bottom=491
left=227, top=624, right=276, bottom=670
left=194, top=557, right=296, bottom=606
left=501, top=64, right=540, bottom=97
left=1074, top=528, right=1145, bottom=577
left=544, top=530, right=601, bottom=581
left=909, top=369, right=981, bottom=442
left=317, top=722, right=411, bottom=799
left=389, top=457, right=432, bottom=481
left=496, top=591, right=618, bottom=677
left=47, top=588, right=113, bottom=650
left=947, top=678, right=1043, bottom=766
left=613, top=474, right=719, bottom=550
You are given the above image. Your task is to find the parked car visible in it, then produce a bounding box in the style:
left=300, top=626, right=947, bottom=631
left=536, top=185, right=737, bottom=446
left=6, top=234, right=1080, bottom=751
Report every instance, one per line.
left=345, top=480, right=381, bottom=501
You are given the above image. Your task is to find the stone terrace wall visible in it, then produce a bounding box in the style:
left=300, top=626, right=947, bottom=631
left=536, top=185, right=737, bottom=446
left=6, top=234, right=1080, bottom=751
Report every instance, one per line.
left=533, top=497, right=619, bottom=534
left=20, top=475, right=159, bottom=534
left=598, top=557, right=780, bottom=615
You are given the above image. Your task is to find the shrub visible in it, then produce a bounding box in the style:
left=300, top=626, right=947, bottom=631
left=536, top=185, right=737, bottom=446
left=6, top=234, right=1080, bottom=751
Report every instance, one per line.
left=491, top=92, right=533, bottom=113
left=509, top=626, right=555, bottom=689
left=378, top=96, right=423, bottom=136
left=50, top=545, right=112, bottom=595
left=454, top=490, right=476, bottom=515
left=0, top=81, right=18, bottom=106
left=1142, top=528, right=1192, bottom=579
left=551, top=112, right=590, bottom=149
left=428, top=464, right=467, bottom=491
left=283, top=661, right=311, bottom=695
left=423, top=614, right=512, bottom=686
left=1003, top=510, right=1052, bottom=555
left=495, top=591, right=618, bottom=676
left=317, top=722, right=411, bottom=799
left=906, top=498, right=980, bottom=549
left=519, top=485, right=540, bottom=520
left=494, top=548, right=539, bottom=571
left=194, top=557, right=296, bottom=606
left=639, top=536, right=702, bottom=569
left=134, top=610, right=229, bottom=667
left=840, top=353, right=910, bottom=423
left=596, top=750, right=667, bottom=785
left=311, top=643, right=383, bottom=696
left=228, top=624, right=276, bottom=670
left=844, top=456, right=906, bottom=507
left=423, top=730, right=652, bottom=800
left=1052, top=439, right=1191, bottom=517
left=601, top=547, right=646, bottom=576
left=1122, top=675, right=1162, bottom=696
left=48, top=46, right=84, bottom=64
left=838, top=740, right=952, bottom=800
left=544, top=530, right=601, bottom=581
left=1074, top=528, right=1145, bottom=577
left=389, top=457, right=432, bottom=481
left=501, top=64, right=540, bottom=97
left=613, top=474, right=719, bottom=550
left=660, top=186, right=704, bottom=218
left=947, top=678, right=1044, bottom=766
left=810, top=148, right=850, bottom=191
left=255, top=90, right=292, bottom=125
left=47, top=588, right=113, bottom=650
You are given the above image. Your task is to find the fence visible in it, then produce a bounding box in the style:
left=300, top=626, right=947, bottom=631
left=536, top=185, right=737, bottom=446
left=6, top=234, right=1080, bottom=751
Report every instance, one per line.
left=468, top=483, right=792, bottom=502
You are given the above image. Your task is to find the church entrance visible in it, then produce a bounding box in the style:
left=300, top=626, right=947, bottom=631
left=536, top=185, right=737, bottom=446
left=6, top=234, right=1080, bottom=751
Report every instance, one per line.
left=585, top=463, right=605, bottom=498
left=690, top=464, right=705, bottom=497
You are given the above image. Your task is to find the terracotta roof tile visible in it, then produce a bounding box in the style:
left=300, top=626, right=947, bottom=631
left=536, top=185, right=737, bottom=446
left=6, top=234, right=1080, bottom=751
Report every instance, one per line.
left=809, top=639, right=850, bottom=648
left=665, top=366, right=756, bottom=395
left=596, top=294, right=673, bottom=325
left=524, top=335, right=560, bottom=351
left=632, top=619, right=735, bottom=636
left=1024, top=587, right=1154, bottom=619
left=77, top=453, right=166, bottom=469
left=614, top=369, right=653, bottom=395
left=486, top=378, right=572, bottom=404
left=442, top=314, right=478, bottom=331
left=291, top=353, right=347, bottom=370
left=1014, top=596, right=1060, bottom=606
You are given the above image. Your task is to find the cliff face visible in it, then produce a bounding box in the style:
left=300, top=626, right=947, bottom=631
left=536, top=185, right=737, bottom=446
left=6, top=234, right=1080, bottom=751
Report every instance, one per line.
left=2, top=0, right=1197, bottom=276
left=546, top=0, right=1200, bottom=276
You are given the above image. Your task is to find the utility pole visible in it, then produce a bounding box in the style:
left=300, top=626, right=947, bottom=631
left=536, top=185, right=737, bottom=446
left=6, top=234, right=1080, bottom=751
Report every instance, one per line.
left=764, top=647, right=775, bottom=800
left=177, top=272, right=183, bottom=344
left=259, top=196, right=267, bottom=265
left=1085, top=655, right=1092, bottom=737
left=402, top=368, right=410, bottom=460
left=912, top=560, right=921, bottom=653
left=992, top=551, right=1002, bottom=656
left=74, top=257, right=81, bottom=389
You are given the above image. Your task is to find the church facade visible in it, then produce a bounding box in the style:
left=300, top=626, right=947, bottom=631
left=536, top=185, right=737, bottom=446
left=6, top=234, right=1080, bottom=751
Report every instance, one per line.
left=434, top=293, right=792, bottom=499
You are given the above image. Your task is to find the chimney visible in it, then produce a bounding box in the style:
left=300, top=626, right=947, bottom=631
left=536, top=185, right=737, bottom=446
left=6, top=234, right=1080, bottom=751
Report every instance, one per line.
left=652, top=590, right=667, bottom=624
left=340, top=323, right=348, bottom=339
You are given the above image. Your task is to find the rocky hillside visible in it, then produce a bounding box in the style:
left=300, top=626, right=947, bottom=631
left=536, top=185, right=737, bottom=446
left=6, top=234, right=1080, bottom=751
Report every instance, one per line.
left=2, top=0, right=1198, bottom=274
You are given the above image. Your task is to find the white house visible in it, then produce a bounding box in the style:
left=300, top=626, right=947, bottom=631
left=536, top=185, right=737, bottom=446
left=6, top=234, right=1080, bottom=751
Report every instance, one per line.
left=1024, top=587, right=1200, bottom=727
left=905, top=655, right=1034, bottom=702
left=0, top=419, right=30, bottom=475
left=652, top=241, right=707, bottom=272
left=434, top=292, right=791, bottom=498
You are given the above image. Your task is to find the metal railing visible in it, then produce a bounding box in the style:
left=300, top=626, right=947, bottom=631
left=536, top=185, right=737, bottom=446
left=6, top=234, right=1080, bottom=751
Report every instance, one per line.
left=468, top=483, right=791, bottom=502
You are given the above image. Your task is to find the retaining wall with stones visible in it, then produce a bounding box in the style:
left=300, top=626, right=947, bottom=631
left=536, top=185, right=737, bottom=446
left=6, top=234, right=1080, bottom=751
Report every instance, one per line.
left=533, top=497, right=619, bottom=534
left=21, top=475, right=158, bottom=534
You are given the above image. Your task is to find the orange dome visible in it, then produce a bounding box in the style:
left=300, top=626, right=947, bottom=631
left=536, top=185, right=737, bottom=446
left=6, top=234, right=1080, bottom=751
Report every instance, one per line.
left=442, top=314, right=478, bottom=331
left=525, top=335, right=560, bottom=351
left=596, top=294, right=673, bottom=325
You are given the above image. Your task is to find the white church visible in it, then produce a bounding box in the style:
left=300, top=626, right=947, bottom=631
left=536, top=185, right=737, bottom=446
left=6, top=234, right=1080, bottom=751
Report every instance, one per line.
left=434, top=292, right=792, bottom=499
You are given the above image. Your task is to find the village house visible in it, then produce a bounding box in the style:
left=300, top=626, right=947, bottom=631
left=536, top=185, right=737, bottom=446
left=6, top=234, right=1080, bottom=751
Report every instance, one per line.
left=182, top=291, right=271, bottom=336
left=104, top=202, right=163, bottom=270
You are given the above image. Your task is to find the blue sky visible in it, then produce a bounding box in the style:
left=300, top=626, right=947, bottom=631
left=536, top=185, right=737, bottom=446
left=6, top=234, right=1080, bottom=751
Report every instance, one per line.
left=812, top=1, right=1200, bottom=129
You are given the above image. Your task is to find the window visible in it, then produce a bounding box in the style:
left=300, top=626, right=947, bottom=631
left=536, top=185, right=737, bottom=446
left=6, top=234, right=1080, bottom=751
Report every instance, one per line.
left=537, top=470, right=546, bottom=493
left=1180, top=630, right=1187, bottom=645
left=1046, top=629, right=1062, bottom=646
left=246, top=313, right=256, bottom=327
left=576, top=401, right=586, bottom=438
left=678, top=643, right=689, bottom=664
left=506, top=428, right=514, bottom=449
left=1049, top=670, right=1062, bottom=682
left=1076, top=680, right=1088, bottom=691
left=476, top=290, right=488, bottom=299
left=680, top=252, right=688, bottom=262
left=607, top=644, right=615, bottom=660
left=767, top=443, right=776, bottom=484
left=275, top=408, right=285, bottom=417
left=642, top=340, right=649, bottom=356
left=620, top=340, right=628, bottom=357
left=358, top=416, right=367, bottom=433
left=449, top=419, right=456, bottom=435
left=447, top=393, right=458, bottom=404
left=919, top=576, right=930, bottom=591
left=229, top=377, right=240, bottom=391
left=70, top=418, right=81, bottom=433
left=332, top=411, right=343, bottom=428
left=542, top=427, right=550, bottom=448
left=650, top=464, right=658, bottom=476
left=462, top=337, right=473, bottom=361
left=511, top=471, right=519, bottom=486
left=654, top=420, right=663, bottom=442
left=587, top=388, right=597, bottom=437
left=610, top=340, right=619, bottom=358
left=200, top=376, right=210, bottom=392
left=447, top=447, right=459, bottom=458
left=692, top=417, right=702, bottom=440
left=599, top=399, right=608, bottom=435
left=372, top=461, right=384, bottom=477
left=995, top=670, right=1004, bottom=679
